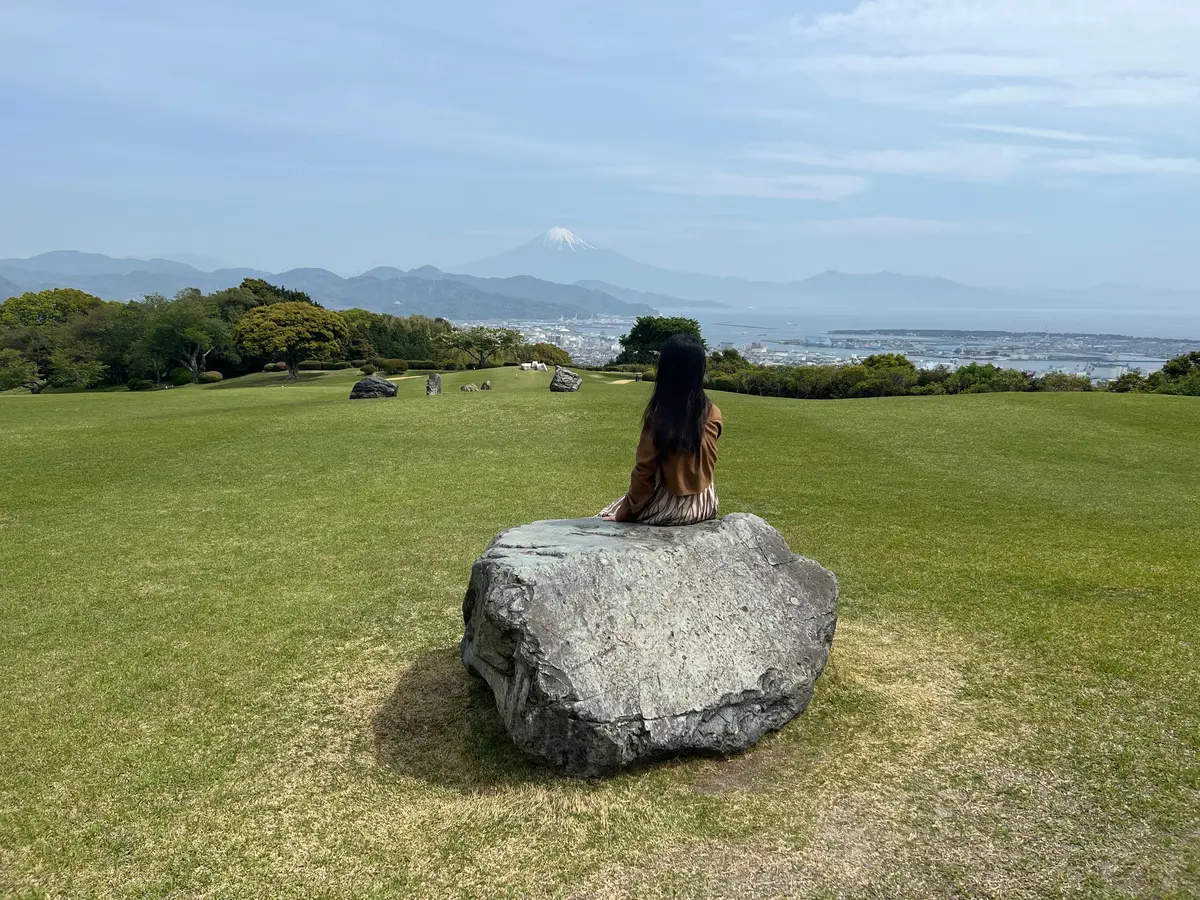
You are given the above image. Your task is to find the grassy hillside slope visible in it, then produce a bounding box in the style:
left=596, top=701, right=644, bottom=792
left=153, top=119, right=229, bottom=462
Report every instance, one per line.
left=2, top=371, right=1197, bottom=897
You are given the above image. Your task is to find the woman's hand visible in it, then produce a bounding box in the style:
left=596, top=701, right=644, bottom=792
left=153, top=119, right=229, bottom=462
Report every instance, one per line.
left=601, top=501, right=630, bottom=522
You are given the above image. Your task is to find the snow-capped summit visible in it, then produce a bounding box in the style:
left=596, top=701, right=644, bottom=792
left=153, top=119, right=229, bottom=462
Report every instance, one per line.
left=540, top=227, right=595, bottom=251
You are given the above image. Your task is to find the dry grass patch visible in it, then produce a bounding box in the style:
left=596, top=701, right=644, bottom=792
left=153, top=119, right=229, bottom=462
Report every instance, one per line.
left=571, top=618, right=1190, bottom=899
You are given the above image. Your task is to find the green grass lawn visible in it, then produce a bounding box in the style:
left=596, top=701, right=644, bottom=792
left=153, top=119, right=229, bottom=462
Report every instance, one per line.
left=2, top=369, right=1198, bottom=898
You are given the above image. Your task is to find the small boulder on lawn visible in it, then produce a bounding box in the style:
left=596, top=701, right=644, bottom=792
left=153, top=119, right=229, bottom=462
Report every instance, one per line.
left=349, top=375, right=397, bottom=399
left=461, top=383, right=478, bottom=392
left=481, top=381, right=492, bottom=390
left=426, top=373, right=441, bottom=396
left=549, top=366, right=582, bottom=393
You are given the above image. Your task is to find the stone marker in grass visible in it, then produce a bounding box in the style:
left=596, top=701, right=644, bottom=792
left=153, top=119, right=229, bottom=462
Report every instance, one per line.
left=461, top=383, right=478, bottom=392
left=549, top=366, right=582, bottom=392
left=349, top=375, right=397, bottom=399
left=460, top=513, right=838, bottom=777
left=426, top=373, right=441, bottom=396
left=481, top=381, right=492, bottom=390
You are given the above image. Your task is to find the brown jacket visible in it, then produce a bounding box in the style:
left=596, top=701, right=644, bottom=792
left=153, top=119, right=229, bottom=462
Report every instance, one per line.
left=626, top=403, right=723, bottom=515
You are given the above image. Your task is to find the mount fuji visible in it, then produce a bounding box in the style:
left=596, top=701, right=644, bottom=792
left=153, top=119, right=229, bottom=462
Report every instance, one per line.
left=459, top=227, right=1013, bottom=309
left=457, top=227, right=685, bottom=292
left=460, top=229, right=1200, bottom=324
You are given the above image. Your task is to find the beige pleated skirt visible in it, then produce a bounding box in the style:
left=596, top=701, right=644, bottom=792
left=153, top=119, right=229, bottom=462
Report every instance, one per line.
left=598, top=481, right=719, bottom=526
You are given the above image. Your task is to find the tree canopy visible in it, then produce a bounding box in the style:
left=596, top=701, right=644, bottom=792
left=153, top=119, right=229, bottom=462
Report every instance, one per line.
left=439, top=326, right=523, bottom=368
left=613, top=316, right=704, bottom=365
left=340, top=310, right=452, bottom=362
left=0, top=288, right=107, bottom=329
left=1148, top=351, right=1200, bottom=396
left=233, top=302, right=348, bottom=378
left=239, top=278, right=316, bottom=307
left=522, top=342, right=573, bottom=366
left=141, top=292, right=233, bottom=381
left=0, top=348, right=44, bottom=393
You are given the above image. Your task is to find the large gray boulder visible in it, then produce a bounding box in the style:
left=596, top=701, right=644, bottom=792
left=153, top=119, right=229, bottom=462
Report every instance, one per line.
left=426, top=373, right=441, bottom=396
left=549, top=366, right=582, bottom=393
left=460, top=514, right=838, bottom=777
left=349, top=375, right=397, bottom=399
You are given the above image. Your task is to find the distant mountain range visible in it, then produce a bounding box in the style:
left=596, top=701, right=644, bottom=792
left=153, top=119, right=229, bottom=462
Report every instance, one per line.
left=0, top=252, right=657, bottom=320
left=461, top=228, right=1200, bottom=315
left=0, top=275, right=22, bottom=302
left=574, top=280, right=728, bottom=310
left=4, top=231, right=1198, bottom=330
left=362, top=265, right=654, bottom=316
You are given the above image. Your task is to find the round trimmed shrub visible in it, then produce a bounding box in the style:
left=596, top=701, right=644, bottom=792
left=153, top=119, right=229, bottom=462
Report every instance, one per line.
left=377, top=358, right=409, bottom=375
left=406, top=359, right=437, bottom=370
left=170, top=367, right=193, bottom=386
left=198, top=371, right=224, bottom=384
left=706, top=374, right=742, bottom=393
left=361, top=364, right=377, bottom=375
left=126, top=378, right=154, bottom=391
left=263, top=361, right=288, bottom=372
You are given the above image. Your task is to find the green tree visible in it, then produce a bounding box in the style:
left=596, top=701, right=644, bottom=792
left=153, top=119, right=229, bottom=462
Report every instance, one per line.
left=233, top=302, right=348, bottom=379
left=0, top=348, right=44, bottom=393
left=1107, top=371, right=1147, bottom=393
left=707, top=348, right=752, bottom=376
left=943, top=363, right=1032, bottom=394
left=1149, top=351, right=1200, bottom=396
left=863, top=353, right=917, bottom=373
left=0, top=324, right=58, bottom=373
left=144, top=291, right=233, bottom=382
left=614, top=316, right=704, bottom=365
left=58, top=301, right=145, bottom=385
left=439, top=326, right=523, bottom=368
left=340, top=328, right=377, bottom=362
left=238, top=278, right=315, bottom=307
left=47, top=345, right=108, bottom=388
left=0, top=288, right=105, bottom=329
left=521, top=342, right=573, bottom=366
left=855, top=353, right=919, bottom=394
left=339, top=310, right=452, bottom=361
left=1159, top=350, right=1200, bottom=381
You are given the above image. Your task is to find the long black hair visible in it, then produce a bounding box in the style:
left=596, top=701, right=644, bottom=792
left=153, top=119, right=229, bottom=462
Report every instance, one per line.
left=644, top=333, right=710, bottom=459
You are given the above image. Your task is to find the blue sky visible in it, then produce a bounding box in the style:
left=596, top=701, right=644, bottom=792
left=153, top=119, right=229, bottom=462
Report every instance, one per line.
left=3, top=0, right=1199, bottom=288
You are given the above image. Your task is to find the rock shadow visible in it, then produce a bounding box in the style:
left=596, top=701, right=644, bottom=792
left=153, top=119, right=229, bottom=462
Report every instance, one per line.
left=371, top=646, right=546, bottom=792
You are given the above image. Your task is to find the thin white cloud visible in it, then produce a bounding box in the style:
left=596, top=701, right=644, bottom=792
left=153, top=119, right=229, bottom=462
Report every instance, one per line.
left=744, top=108, right=825, bottom=123
left=792, top=216, right=962, bottom=235
left=594, top=164, right=656, bottom=177
left=951, top=78, right=1200, bottom=109
left=955, top=124, right=1129, bottom=145
left=657, top=172, right=869, bottom=200
left=778, top=0, right=1200, bottom=113
left=750, top=139, right=1200, bottom=185
left=782, top=52, right=1064, bottom=80
left=1051, top=154, right=1200, bottom=175
left=751, top=141, right=1048, bottom=181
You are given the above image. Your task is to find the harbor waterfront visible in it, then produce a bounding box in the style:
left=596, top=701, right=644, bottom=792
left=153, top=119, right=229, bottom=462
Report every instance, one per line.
left=457, top=313, right=1194, bottom=379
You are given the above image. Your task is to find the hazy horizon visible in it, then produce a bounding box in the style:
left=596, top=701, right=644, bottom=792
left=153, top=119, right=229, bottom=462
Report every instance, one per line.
left=4, top=230, right=1199, bottom=298
left=3, top=1, right=1199, bottom=290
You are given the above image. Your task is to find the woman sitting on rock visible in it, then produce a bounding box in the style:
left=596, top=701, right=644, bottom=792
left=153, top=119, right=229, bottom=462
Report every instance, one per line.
left=600, top=333, right=722, bottom=525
